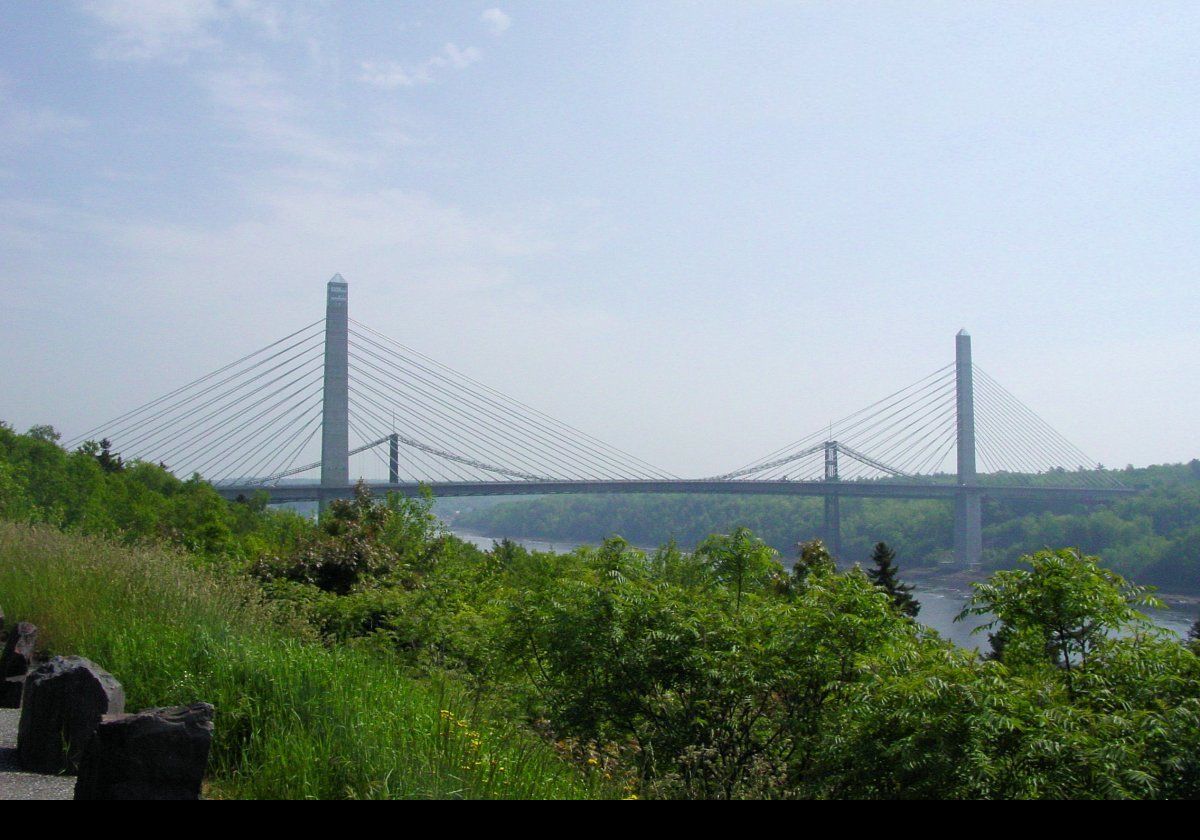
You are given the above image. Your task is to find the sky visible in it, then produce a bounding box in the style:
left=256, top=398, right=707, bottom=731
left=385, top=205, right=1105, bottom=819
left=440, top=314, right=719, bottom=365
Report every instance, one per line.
left=1, top=1, right=1197, bottom=478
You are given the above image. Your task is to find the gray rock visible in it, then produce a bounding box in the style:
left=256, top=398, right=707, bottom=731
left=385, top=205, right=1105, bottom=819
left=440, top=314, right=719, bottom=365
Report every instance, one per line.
left=0, top=675, right=25, bottom=709
left=74, top=703, right=214, bottom=800
left=0, top=622, right=37, bottom=679
left=17, top=656, right=125, bottom=774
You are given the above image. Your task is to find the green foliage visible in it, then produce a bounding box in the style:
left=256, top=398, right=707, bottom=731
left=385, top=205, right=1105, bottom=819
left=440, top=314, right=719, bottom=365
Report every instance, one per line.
left=492, top=533, right=1200, bottom=798
left=26, top=424, right=61, bottom=443
left=0, top=523, right=608, bottom=799
left=867, top=541, right=921, bottom=617
left=252, top=484, right=405, bottom=594
left=0, top=423, right=280, bottom=562
left=4, top=422, right=1200, bottom=798
left=959, top=548, right=1162, bottom=682
left=694, top=526, right=780, bottom=611
left=792, top=538, right=837, bottom=587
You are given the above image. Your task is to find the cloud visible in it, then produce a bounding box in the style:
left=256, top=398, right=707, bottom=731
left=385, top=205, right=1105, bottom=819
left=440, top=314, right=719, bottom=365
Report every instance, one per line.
left=480, top=8, right=511, bottom=36
left=358, top=61, right=418, bottom=89
left=78, top=3, right=411, bottom=177
left=200, top=59, right=371, bottom=170
left=0, top=78, right=89, bottom=149
left=68, top=182, right=564, bottom=340
left=82, top=0, right=224, bottom=60
left=2, top=106, right=90, bottom=139
left=81, top=0, right=291, bottom=61
left=359, top=43, right=482, bottom=89
left=443, top=43, right=482, bottom=69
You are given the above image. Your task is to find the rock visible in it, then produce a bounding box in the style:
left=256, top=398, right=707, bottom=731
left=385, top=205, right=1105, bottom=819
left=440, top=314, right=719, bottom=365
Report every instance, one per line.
left=74, top=703, right=214, bottom=800
left=0, top=675, right=25, bottom=708
left=17, top=656, right=125, bottom=774
left=0, top=622, right=37, bottom=679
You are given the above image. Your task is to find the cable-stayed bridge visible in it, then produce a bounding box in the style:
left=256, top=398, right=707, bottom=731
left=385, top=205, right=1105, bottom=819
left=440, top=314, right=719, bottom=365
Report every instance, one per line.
left=69, top=276, right=1132, bottom=566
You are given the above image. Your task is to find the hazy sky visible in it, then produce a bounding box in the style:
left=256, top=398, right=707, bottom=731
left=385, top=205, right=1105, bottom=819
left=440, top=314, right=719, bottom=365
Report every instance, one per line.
left=2, top=1, right=1197, bottom=478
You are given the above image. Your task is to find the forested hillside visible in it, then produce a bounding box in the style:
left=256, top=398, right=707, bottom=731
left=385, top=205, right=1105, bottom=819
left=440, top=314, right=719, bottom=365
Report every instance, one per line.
left=457, top=462, right=1200, bottom=592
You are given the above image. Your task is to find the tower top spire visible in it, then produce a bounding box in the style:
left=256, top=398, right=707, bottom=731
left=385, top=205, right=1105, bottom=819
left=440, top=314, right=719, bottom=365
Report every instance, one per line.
left=326, top=275, right=347, bottom=305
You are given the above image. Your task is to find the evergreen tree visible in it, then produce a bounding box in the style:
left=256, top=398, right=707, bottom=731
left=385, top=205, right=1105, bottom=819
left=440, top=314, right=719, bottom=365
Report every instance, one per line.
left=96, top=438, right=124, bottom=473
left=867, top=541, right=920, bottom=617
left=79, top=438, right=124, bottom=473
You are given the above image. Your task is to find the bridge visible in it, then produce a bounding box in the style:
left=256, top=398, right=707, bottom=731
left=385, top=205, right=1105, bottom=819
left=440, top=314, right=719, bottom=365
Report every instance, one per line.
left=69, top=276, right=1131, bottom=566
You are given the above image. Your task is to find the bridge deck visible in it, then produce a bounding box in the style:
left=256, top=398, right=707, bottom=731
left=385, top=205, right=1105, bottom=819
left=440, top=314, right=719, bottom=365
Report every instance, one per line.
left=214, top=479, right=1134, bottom=505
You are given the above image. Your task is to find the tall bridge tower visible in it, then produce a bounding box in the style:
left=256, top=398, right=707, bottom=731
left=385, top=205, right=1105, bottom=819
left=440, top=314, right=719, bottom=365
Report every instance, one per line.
left=320, top=275, right=350, bottom=500
left=954, top=330, right=983, bottom=566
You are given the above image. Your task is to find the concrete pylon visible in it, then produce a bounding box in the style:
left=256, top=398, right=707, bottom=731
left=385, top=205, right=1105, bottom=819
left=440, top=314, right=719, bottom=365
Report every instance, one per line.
left=320, top=275, right=350, bottom=506
left=954, top=330, right=983, bottom=566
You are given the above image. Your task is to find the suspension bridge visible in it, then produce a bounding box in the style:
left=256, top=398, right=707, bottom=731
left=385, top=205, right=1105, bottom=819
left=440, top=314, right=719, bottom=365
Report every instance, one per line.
left=68, top=276, right=1132, bottom=566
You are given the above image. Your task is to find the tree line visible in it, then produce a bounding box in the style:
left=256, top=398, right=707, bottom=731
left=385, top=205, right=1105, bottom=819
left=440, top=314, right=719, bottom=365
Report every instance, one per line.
left=456, top=461, right=1200, bottom=592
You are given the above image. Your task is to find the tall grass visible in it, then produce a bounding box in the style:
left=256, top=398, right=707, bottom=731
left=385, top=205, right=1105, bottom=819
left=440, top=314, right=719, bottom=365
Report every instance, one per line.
left=0, top=523, right=608, bottom=799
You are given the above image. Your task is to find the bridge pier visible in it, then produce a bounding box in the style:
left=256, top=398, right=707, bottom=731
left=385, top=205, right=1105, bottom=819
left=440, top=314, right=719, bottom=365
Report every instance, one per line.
left=954, top=330, right=983, bottom=566
left=823, top=494, right=842, bottom=558
left=320, top=275, right=350, bottom=511
left=822, top=440, right=841, bottom=557
left=954, top=488, right=982, bottom=568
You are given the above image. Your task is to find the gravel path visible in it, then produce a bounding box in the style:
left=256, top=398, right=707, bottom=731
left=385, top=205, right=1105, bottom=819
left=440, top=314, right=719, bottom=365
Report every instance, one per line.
left=0, top=709, right=73, bottom=800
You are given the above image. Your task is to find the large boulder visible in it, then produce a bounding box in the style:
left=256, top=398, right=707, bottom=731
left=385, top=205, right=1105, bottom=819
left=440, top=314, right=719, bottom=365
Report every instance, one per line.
left=17, top=656, right=125, bottom=774
left=74, top=703, right=214, bottom=800
left=0, top=621, right=37, bottom=679
left=0, top=675, right=26, bottom=709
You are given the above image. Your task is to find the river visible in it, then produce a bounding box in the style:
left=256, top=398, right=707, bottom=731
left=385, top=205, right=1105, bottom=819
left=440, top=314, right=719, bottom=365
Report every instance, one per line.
left=451, top=529, right=1198, bottom=649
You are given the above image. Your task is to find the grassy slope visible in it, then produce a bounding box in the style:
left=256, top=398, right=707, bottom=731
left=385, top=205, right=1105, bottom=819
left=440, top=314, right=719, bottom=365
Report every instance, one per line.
left=0, top=523, right=607, bottom=799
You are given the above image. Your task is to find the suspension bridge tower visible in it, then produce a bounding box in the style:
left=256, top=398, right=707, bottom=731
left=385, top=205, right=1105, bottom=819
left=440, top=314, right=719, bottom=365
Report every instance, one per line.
left=320, top=275, right=350, bottom=503
left=954, top=330, right=983, bottom=566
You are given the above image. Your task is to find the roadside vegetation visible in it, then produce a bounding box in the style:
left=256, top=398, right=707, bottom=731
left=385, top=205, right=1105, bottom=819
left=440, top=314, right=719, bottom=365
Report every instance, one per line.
left=2, top=422, right=1200, bottom=798
left=0, top=524, right=609, bottom=799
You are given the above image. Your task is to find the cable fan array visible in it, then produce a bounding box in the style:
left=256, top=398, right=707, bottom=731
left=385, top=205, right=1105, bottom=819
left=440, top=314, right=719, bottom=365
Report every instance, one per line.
left=69, top=318, right=673, bottom=486
left=66, top=321, right=327, bottom=485
left=67, top=315, right=1118, bottom=491
left=715, top=362, right=1120, bottom=489
left=342, top=319, right=671, bottom=483
left=714, top=364, right=960, bottom=482
left=972, top=365, right=1119, bottom=489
